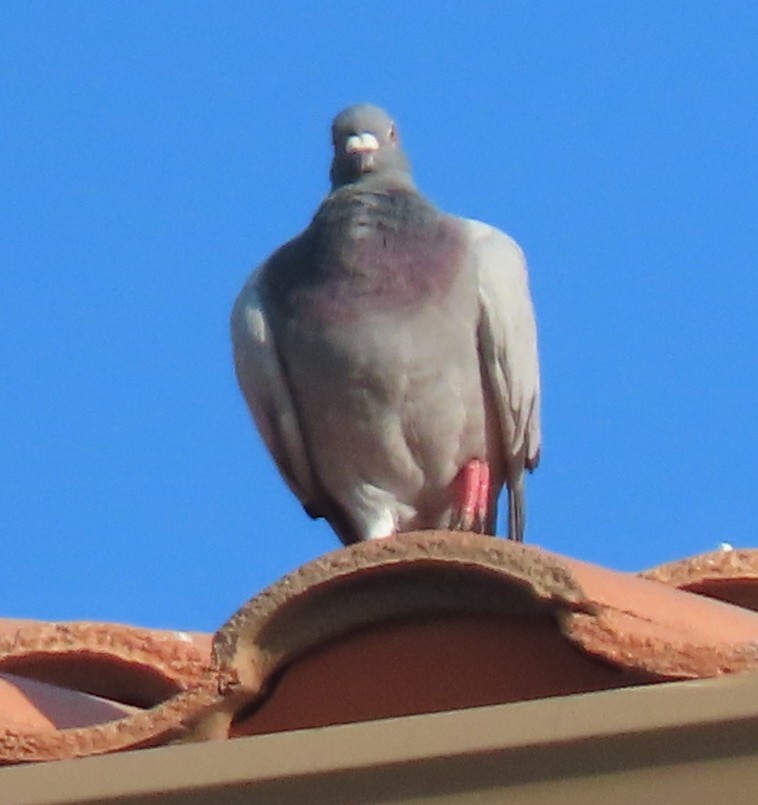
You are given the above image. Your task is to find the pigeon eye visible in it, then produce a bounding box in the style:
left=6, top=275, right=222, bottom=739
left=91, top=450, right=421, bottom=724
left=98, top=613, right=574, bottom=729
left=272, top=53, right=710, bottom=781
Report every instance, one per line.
left=387, top=125, right=397, bottom=143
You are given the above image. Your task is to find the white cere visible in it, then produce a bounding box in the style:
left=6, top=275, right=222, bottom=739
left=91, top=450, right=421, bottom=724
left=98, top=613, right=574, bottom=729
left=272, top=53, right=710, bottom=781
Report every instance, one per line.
left=346, top=132, right=380, bottom=153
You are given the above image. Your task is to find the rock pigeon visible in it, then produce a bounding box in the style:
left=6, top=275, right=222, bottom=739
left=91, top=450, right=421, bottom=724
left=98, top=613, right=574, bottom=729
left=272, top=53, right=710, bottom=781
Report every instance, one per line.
left=231, top=104, right=541, bottom=543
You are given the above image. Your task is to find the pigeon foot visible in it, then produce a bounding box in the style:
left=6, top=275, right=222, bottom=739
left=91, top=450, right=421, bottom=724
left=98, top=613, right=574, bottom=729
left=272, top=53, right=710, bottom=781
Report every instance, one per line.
left=451, top=459, right=490, bottom=532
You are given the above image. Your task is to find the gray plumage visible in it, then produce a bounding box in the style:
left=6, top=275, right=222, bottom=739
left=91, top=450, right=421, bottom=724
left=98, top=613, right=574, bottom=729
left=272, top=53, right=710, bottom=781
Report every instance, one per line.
left=231, top=104, right=541, bottom=543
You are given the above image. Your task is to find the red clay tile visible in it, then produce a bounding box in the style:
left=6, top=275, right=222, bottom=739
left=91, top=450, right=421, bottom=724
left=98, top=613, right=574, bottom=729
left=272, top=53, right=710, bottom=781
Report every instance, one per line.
left=640, top=548, right=758, bottom=612
left=0, top=621, right=213, bottom=706
left=558, top=554, right=758, bottom=676
left=0, top=620, right=221, bottom=765
left=3, top=532, right=758, bottom=765
left=208, top=532, right=758, bottom=738
left=230, top=613, right=657, bottom=737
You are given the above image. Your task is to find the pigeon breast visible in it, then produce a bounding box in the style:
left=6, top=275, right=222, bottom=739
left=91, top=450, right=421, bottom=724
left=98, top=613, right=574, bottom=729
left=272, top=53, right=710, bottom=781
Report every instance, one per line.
left=258, top=185, right=493, bottom=525
left=263, top=186, right=465, bottom=326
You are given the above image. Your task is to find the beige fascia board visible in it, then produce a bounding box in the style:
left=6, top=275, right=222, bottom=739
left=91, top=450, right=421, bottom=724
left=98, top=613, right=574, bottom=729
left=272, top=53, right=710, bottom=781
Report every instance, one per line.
left=2, top=674, right=758, bottom=805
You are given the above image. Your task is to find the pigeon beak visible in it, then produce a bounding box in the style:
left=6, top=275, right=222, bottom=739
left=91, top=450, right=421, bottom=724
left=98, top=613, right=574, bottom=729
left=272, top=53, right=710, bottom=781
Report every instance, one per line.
left=345, top=132, right=380, bottom=172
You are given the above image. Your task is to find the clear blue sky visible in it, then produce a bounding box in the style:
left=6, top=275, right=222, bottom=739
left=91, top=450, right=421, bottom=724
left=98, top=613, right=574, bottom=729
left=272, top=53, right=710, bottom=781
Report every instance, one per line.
left=2, top=2, right=756, bottom=631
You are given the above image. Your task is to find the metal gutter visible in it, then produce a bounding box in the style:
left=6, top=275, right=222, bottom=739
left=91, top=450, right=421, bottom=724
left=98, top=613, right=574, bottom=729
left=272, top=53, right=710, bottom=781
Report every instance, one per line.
left=3, top=674, right=758, bottom=805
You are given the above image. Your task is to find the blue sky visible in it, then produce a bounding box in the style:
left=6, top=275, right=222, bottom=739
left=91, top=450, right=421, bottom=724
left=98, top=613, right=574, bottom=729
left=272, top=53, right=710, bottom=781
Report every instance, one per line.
left=2, top=2, right=756, bottom=631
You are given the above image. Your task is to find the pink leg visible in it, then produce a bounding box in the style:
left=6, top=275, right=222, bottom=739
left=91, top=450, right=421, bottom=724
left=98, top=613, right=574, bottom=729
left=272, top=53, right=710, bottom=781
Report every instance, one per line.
left=476, top=461, right=491, bottom=529
left=451, top=459, right=491, bottom=533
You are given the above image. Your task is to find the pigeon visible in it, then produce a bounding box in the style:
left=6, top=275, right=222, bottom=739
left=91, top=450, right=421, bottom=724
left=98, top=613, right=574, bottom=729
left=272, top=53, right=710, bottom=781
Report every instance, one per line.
left=231, top=104, right=541, bottom=544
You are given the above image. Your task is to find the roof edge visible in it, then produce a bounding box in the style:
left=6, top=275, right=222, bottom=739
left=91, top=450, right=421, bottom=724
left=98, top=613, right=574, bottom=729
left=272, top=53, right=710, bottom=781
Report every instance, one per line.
left=3, top=675, right=758, bottom=804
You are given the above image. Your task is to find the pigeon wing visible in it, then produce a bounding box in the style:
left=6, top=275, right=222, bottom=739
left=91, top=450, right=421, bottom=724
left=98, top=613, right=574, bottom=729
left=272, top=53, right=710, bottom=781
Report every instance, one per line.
left=467, top=219, right=541, bottom=472
left=231, top=273, right=321, bottom=513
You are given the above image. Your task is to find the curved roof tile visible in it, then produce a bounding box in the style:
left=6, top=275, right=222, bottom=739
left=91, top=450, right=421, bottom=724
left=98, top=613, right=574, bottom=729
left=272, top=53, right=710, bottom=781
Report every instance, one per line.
left=0, top=621, right=220, bottom=764
left=640, top=548, right=758, bottom=612
left=2, top=532, right=757, bottom=765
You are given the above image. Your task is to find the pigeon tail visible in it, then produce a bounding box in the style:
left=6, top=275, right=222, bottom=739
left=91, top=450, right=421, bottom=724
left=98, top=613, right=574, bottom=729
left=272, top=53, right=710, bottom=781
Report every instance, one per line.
left=507, top=475, right=526, bottom=542
left=304, top=498, right=364, bottom=546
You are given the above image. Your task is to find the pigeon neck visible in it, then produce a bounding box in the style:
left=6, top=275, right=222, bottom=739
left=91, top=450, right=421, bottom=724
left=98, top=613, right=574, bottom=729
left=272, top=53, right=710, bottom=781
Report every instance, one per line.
left=330, top=170, right=416, bottom=194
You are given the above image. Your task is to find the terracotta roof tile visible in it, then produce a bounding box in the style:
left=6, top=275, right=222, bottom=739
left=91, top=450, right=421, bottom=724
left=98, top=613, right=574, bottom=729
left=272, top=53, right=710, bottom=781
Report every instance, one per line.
left=0, top=620, right=213, bottom=706
left=2, top=532, right=757, bottom=765
left=0, top=621, right=220, bottom=764
left=640, top=548, right=758, bottom=612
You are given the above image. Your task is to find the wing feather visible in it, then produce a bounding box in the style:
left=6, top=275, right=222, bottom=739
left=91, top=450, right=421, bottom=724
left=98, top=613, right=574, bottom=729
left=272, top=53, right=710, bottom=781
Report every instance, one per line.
left=230, top=273, right=320, bottom=510
left=466, top=219, right=541, bottom=471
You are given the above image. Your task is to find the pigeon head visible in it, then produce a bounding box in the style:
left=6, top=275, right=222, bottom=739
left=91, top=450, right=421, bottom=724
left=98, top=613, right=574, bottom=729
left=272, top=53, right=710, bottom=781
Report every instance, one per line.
left=329, top=104, right=413, bottom=188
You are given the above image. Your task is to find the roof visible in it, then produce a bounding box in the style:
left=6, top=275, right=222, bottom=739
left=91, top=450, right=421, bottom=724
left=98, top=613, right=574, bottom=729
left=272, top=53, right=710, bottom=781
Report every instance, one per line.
left=2, top=531, right=757, bottom=768
left=4, top=674, right=758, bottom=804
